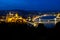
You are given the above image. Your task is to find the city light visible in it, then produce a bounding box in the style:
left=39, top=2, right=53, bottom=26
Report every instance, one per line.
left=0, top=12, right=60, bottom=27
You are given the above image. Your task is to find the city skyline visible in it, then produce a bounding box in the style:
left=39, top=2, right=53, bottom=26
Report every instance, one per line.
left=0, top=12, right=60, bottom=27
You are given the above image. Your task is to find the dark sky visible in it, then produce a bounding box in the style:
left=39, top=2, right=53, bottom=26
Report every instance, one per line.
left=0, top=0, right=60, bottom=11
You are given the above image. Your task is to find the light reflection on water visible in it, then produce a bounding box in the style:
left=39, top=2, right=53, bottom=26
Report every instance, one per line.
left=44, top=23, right=55, bottom=28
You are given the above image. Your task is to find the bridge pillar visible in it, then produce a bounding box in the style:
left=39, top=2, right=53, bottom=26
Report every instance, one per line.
left=54, top=18, right=57, bottom=24
left=39, top=18, right=41, bottom=23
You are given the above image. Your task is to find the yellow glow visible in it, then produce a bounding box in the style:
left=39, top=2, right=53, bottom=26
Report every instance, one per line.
left=32, top=16, right=40, bottom=22
left=5, top=13, right=27, bottom=23
left=23, top=19, right=27, bottom=22
left=15, top=13, right=19, bottom=17
left=56, top=13, right=60, bottom=18
left=33, top=22, right=38, bottom=27
left=19, top=17, right=22, bottom=19
left=0, top=19, right=4, bottom=21
left=7, top=18, right=12, bottom=22
left=34, top=23, right=37, bottom=27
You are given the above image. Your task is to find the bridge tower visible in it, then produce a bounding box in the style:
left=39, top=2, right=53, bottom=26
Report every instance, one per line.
left=56, top=13, right=60, bottom=18
left=55, top=13, right=60, bottom=24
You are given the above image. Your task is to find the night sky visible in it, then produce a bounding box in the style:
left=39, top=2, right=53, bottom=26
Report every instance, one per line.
left=0, top=0, right=60, bottom=11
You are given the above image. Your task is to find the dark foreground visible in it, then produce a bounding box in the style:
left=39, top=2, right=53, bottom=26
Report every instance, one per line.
left=0, top=22, right=60, bottom=40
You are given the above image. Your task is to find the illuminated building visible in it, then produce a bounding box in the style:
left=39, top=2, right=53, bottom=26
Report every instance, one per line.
left=26, top=16, right=32, bottom=22
left=56, top=13, right=60, bottom=18
left=54, top=13, right=60, bottom=24
left=5, top=12, right=27, bottom=23
left=6, top=12, right=14, bottom=22
left=0, top=11, right=60, bottom=27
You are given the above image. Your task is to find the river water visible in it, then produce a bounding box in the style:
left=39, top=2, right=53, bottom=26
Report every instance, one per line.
left=44, top=23, right=55, bottom=28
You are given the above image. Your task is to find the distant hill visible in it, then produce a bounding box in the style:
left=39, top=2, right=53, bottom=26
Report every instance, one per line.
left=0, top=10, right=39, bottom=17
left=0, top=9, right=59, bottom=16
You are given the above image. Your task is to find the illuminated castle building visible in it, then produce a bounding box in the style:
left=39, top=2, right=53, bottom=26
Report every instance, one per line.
left=5, top=12, right=27, bottom=23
